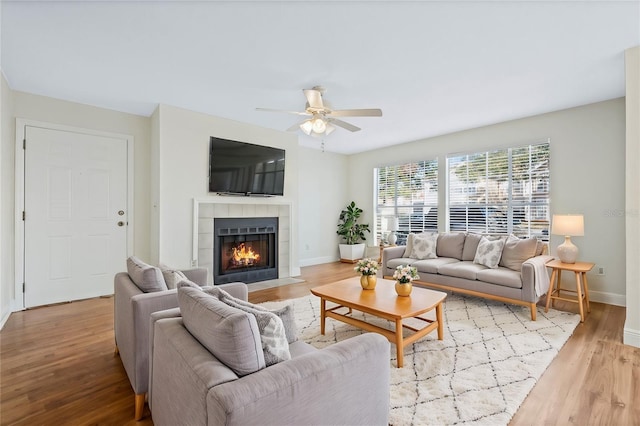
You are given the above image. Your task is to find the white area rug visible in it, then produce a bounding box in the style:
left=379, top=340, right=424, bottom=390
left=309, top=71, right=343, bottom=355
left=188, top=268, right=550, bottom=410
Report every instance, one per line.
left=263, top=293, right=580, bottom=425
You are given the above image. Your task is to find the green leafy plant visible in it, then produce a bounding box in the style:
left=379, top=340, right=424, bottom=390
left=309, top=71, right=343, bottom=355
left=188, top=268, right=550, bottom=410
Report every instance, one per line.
left=337, top=201, right=371, bottom=245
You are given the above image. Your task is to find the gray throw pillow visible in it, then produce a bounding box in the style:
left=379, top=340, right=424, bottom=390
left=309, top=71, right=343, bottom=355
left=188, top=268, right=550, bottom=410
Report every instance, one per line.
left=462, top=233, right=483, bottom=261
left=473, top=236, right=506, bottom=269
left=178, top=286, right=265, bottom=376
left=159, top=263, right=188, bottom=289
left=207, top=288, right=298, bottom=344
left=176, top=278, right=201, bottom=289
left=402, top=233, right=416, bottom=258
left=221, top=296, right=291, bottom=367
left=436, top=232, right=466, bottom=259
left=410, top=233, right=438, bottom=260
left=499, top=236, right=538, bottom=271
left=126, top=256, right=168, bottom=293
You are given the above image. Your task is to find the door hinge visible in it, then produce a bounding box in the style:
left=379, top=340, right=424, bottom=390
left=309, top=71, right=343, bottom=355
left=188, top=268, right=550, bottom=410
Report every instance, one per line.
left=22, top=211, right=25, bottom=221
left=23, top=139, right=26, bottom=150
left=23, top=282, right=25, bottom=292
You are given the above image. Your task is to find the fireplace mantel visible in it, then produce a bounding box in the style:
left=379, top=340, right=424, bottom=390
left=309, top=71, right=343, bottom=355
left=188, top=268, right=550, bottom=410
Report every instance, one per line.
left=193, top=199, right=294, bottom=285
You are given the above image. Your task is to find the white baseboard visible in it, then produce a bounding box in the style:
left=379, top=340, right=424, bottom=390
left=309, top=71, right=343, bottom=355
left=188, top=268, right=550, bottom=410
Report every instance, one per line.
left=588, top=290, right=626, bottom=307
left=0, top=310, right=11, bottom=331
left=299, top=255, right=339, bottom=267
left=623, top=327, right=640, bottom=348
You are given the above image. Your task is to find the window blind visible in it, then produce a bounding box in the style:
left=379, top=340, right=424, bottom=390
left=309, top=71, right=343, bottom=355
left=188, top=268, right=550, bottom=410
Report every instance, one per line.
left=447, top=142, right=550, bottom=239
left=375, top=159, right=438, bottom=245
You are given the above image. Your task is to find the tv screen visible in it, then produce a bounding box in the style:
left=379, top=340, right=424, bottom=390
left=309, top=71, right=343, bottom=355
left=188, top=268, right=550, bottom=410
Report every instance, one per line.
left=209, top=137, right=285, bottom=196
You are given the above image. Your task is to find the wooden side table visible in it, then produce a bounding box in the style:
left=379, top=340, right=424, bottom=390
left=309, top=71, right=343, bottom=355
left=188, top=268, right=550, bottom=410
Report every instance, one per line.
left=545, top=259, right=595, bottom=322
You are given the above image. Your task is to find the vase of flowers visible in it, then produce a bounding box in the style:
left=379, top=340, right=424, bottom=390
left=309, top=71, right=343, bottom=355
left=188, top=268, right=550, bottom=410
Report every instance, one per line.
left=392, top=265, right=419, bottom=296
left=354, top=258, right=379, bottom=290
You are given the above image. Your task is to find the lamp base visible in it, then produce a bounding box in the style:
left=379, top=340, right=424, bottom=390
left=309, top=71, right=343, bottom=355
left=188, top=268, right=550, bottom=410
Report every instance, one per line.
left=388, top=231, right=397, bottom=245
left=557, top=236, right=578, bottom=264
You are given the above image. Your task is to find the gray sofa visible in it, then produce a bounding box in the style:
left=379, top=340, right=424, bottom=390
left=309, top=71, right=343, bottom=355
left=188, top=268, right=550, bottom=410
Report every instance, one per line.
left=114, top=263, right=247, bottom=420
left=382, top=232, right=552, bottom=320
left=149, top=286, right=391, bottom=426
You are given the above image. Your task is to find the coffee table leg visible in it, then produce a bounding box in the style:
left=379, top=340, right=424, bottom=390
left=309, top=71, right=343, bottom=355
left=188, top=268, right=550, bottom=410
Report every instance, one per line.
left=395, top=318, right=404, bottom=368
left=320, top=298, right=326, bottom=335
left=436, top=302, right=444, bottom=340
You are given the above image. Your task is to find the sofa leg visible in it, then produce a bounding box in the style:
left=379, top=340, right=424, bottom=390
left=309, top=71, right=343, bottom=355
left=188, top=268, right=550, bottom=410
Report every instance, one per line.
left=134, top=393, right=145, bottom=421
left=530, top=303, right=537, bottom=321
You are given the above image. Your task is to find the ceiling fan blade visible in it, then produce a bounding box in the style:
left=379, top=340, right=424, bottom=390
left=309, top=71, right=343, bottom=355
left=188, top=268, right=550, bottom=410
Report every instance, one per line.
left=328, top=108, right=383, bottom=117
left=303, top=88, right=324, bottom=109
left=328, top=118, right=361, bottom=132
left=256, top=107, right=310, bottom=116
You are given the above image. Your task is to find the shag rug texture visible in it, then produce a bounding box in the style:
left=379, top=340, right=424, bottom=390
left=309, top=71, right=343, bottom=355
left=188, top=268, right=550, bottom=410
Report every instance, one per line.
left=262, top=292, right=580, bottom=426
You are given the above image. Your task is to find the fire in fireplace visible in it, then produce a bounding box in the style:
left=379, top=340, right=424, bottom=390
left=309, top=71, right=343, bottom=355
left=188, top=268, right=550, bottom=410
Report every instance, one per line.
left=214, top=217, right=278, bottom=284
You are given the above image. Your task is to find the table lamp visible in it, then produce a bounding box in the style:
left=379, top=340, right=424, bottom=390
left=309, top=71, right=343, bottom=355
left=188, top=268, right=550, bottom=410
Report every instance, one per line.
left=386, top=216, right=398, bottom=245
left=551, top=214, right=584, bottom=264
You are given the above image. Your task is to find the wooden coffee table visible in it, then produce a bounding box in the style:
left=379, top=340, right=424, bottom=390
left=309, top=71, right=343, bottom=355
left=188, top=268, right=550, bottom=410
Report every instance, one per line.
left=310, top=277, right=447, bottom=367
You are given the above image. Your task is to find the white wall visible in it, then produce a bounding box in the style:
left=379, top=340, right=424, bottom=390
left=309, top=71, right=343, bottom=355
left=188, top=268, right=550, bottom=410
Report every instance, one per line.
left=298, top=146, right=350, bottom=266
left=625, top=46, right=640, bottom=347
left=153, top=104, right=300, bottom=274
left=1, top=71, right=15, bottom=327
left=348, top=99, right=627, bottom=305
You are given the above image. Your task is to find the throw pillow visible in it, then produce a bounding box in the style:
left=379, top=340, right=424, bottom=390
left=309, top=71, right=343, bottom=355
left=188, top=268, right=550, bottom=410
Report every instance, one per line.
left=176, top=278, right=202, bottom=289
left=219, top=293, right=291, bottom=367
left=402, top=233, right=416, bottom=258
left=177, top=286, right=265, bottom=376
left=499, top=235, right=538, bottom=271
left=205, top=287, right=298, bottom=343
left=126, top=256, right=168, bottom=293
left=159, top=263, right=188, bottom=289
left=410, top=232, right=438, bottom=260
left=473, top=236, right=506, bottom=269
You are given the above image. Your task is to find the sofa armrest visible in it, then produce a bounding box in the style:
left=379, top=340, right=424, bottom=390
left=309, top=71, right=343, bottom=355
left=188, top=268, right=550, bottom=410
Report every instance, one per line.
left=521, top=255, right=554, bottom=302
left=207, top=333, right=390, bottom=426
left=181, top=267, right=208, bottom=286
left=382, top=245, right=407, bottom=276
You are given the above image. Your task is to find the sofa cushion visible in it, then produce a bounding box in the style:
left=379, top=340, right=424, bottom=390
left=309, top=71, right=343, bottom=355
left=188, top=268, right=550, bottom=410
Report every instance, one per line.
left=473, top=236, right=506, bottom=269
left=387, top=258, right=416, bottom=270
left=411, top=257, right=459, bottom=274
left=436, top=232, right=466, bottom=260
left=438, top=261, right=488, bottom=280
left=126, top=256, right=168, bottom=293
left=410, top=232, right=438, bottom=260
left=159, top=263, right=188, bottom=289
left=476, top=268, right=523, bottom=289
left=499, top=236, right=538, bottom=271
left=462, top=233, right=483, bottom=261
left=178, top=286, right=265, bottom=376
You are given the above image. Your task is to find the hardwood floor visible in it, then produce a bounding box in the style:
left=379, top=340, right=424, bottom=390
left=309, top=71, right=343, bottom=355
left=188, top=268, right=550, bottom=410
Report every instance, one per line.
left=0, top=262, right=637, bottom=425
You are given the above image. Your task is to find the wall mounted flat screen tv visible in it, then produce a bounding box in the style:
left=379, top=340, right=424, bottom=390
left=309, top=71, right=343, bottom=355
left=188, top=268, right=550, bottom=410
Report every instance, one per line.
left=209, top=137, right=285, bottom=196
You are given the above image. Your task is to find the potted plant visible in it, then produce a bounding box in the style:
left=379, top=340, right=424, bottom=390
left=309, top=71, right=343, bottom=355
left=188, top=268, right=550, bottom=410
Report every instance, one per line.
left=392, top=265, right=420, bottom=296
left=354, top=258, right=379, bottom=290
left=337, top=201, right=371, bottom=263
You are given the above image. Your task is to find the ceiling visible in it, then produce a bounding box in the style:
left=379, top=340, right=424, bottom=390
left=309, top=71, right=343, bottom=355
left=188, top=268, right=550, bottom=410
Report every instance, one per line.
left=2, top=1, right=639, bottom=154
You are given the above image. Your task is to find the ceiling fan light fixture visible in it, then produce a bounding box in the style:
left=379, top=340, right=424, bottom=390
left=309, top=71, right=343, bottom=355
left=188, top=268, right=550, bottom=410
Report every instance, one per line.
left=300, top=120, right=313, bottom=135
left=312, top=117, right=327, bottom=134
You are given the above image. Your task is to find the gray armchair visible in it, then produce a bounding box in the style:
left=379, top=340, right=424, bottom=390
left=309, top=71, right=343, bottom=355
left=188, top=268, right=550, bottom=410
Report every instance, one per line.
left=149, top=287, right=391, bottom=426
left=113, top=269, right=247, bottom=420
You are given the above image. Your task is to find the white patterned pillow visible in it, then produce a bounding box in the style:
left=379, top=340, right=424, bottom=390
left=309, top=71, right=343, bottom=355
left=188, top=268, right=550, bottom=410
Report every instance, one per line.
left=473, top=236, right=506, bottom=269
left=216, top=289, right=291, bottom=366
left=410, top=233, right=438, bottom=260
left=159, top=263, right=188, bottom=289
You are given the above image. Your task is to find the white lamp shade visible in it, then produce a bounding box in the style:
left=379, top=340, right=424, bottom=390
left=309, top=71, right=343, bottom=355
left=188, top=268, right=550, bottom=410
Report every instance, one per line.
left=385, top=216, right=398, bottom=232
left=551, top=214, right=584, bottom=236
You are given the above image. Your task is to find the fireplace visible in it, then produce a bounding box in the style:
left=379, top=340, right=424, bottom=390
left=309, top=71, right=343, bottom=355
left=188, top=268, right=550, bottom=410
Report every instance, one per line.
left=214, top=217, right=278, bottom=284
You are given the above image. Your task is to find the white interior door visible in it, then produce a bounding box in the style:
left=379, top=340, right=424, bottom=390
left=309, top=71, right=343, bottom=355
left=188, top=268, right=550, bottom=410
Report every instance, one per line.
left=24, top=126, right=128, bottom=307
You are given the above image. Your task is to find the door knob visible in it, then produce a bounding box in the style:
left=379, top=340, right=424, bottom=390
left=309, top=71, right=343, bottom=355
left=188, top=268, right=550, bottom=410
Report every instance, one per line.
left=117, top=221, right=124, bottom=227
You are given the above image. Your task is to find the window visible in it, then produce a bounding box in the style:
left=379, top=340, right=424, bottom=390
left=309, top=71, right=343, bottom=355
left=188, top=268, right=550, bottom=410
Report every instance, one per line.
left=375, top=159, right=438, bottom=245
left=447, top=142, right=550, bottom=239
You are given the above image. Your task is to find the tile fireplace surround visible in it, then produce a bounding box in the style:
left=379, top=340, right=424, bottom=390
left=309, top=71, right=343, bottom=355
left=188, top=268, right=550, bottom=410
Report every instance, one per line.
left=194, top=200, right=292, bottom=285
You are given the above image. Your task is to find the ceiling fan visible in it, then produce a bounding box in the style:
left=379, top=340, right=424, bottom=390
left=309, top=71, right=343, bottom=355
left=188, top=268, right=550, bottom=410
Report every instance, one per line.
left=256, top=86, right=382, bottom=137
